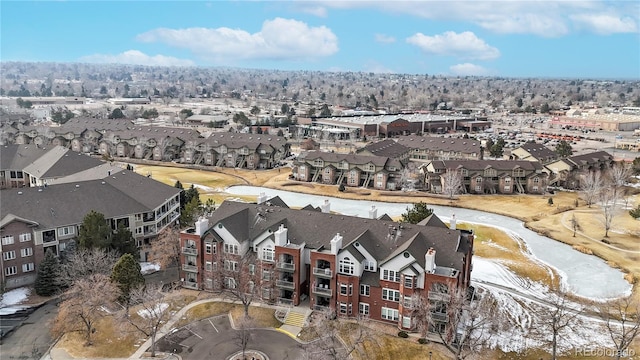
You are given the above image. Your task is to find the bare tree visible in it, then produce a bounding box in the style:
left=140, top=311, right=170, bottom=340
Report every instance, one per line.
left=597, top=296, right=640, bottom=360
left=52, top=274, right=118, bottom=346
left=413, top=283, right=495, bottom=360
left=124, top=284, right=171, bottom=358
left=441, top=169, right=464, bottom=200
left=301, top=310, right=371, bottom=360
left=234, top=316, right=254, bottom=360
left=580, top=170, right=604, bottom=208
left=148, top=226, right=181, bottom=270
left=535, top=291, right=582, bottom=360
left=59, top=248, right=119, bottom=288
left=600, top=187, right=620, bottom=238
left=570, top=214, right=581, bottom=237
left=607, top=162, right=633, bottom=200
left=213, top=250, right=259, bottom=318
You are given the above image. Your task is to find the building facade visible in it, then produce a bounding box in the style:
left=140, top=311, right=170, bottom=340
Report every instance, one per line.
left=178, top=199, right=474, bottom=333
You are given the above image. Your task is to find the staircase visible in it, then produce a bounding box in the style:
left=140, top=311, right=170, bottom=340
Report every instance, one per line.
left=336, top=171, right=346, bottom=185
left=311, top=170, right=321, bottom=182
left=515, top=179, right=525, bottom=193
left=362, top=172, right=372, bottom=188
left=283, top=310, right=307, bottom=328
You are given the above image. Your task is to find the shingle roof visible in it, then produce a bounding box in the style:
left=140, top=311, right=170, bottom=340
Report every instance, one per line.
left=1, top=144, right=49, bottom=170
left=359, top=139, right=411, bottom=158
left=518, top=142, right=557, bottom=160
left=0, top=171, right=181, bottom=230
left=396, top=135, right=481, bottom=153
left=429, top=159, right=544, bottom=172
left=565, top=151, right=612, bottom=167
left=207, top=200, right=469, bottom=271
left=298, top=151, right=389, bottom=167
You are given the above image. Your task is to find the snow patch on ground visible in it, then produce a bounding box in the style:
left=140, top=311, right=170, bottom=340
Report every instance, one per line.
left=137, top=303, right=169, bottom=318
left=0, top=287, right=31, bottom=316
left=140, top=262, right=160, bottom=275
left=192, top=184, right=223, bottom=193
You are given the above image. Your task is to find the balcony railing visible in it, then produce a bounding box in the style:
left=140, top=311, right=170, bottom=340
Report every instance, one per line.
left=312, top=286, right=332, bottom=296
left=183, top=281, right=198, bottom=290
left=276, top=280, right=295, bottom=289
left=314, top=305, right=330, bottom=312
left=428, top=292, right=450, bottom=302
left=276, top=262, right=295, bottom=271
left=182, top=247, right=197, bottom=255
left=403, top=300, right=414, bottom=309
left=313, top=267, right=332, bottom=278
left=182, top=264, right=198, bottom=272
left=431, top=312, right=448, bottom=322
left=278, top=297, right=294, bottom=306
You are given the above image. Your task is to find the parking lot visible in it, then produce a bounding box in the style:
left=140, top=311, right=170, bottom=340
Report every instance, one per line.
left=155, top=315, right=305, bottom=360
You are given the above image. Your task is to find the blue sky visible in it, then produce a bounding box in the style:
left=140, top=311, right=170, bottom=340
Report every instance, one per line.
left=2, top=1, right=639, bottom=79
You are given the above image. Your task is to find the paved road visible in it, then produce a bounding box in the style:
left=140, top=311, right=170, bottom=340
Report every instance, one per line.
left=0, top=301, right=57, bottom=360
left=155, top=315, right=305, bottom=360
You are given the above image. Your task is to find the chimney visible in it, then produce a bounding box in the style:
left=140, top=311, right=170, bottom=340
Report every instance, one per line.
left=330, top=233, right=343, bottom=255
left=369, top=205, right=378, bottom=219
left=450, top=213, right=456, bottom=230
left=257, top=192, right=268, bottom=205
left=195, top=217, right=209, bottom=236
left=274, top=224, right=288, bottom=247
left=425, top=248, right=436, bottom=274
left=321, top=199, right=331, bottom=213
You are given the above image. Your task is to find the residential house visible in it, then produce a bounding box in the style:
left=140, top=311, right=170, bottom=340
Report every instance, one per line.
left=356, top=139, right=412, bottom=163
left=178, top=198, right=474, bottom=334
left=510, top=142, right=559, bottom=164
left=396, top=135, right=483, bottom=162
left=546, top=151, right=614, bottom=189
left=423, top=160, right=548, bottom=194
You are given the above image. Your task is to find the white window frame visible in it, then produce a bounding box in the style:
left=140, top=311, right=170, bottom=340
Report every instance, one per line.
left=20, top=248, right=33, bottom=257
left=359, top=303, right=370, bottom=316
left=382, top=269, right=400, bottom=282
left=360, top=284, right=370, bottom=296
left=2, top=236, right=15, bottom=245
left=3, top=251, right=16, bottom=261
left=22, top=263, right=35, bottom=272
left=19, top=233, right=31, bottom=242
left=338, top=257, right=354, bottom=275
left=262, top=246, right=274, bottom=262
left=404, top=275, right=414, bottom=288
left=224, top=243, right=239, bottom=255
left=364, top=260, right=375, bottom=271
left=381, top=307, right=399, bottom=321
left=205, top=261, right=212, bottom=271
left=382, top=288, right=400, bottom=302
left=5, top=266, right=17, bottom=276
left=224, top=260, right=239, bottom=272
left=205, top=243, right=213, bottom=254
left=262, top=269, right=271, bottom=281
left=57, top=226, right=75, bottom=237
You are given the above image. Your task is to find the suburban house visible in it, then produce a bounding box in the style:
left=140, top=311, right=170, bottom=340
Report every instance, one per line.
left=1, top=144, right=122, bottom=189
left=0, top=170, right=181, bottom=289
left=178, top=198, right=474, bottom=333
left=510, top=142, right=559, bottom=164
left=422, top=160, right=549, bottom=194
left=396, top=135, right=483, bottom=162
left=292, top=151, right=404, bottom=190
left=545, top=151, right=614, bottom=189
left=356, top=139, right=412, bottom=163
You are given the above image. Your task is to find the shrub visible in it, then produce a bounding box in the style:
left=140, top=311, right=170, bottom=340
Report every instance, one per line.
left=338, top=183, right=345, bottom=192
left=548, top=197, right=554, bottom=206
left=418, top=338, right=428, bottom=344
left=630, top=205, right=640, bottom=219
left=398, top=331, right=409, bottom=338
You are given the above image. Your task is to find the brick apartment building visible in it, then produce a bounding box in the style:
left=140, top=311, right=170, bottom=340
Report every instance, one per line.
left=179, top=198, right=474, bottom=332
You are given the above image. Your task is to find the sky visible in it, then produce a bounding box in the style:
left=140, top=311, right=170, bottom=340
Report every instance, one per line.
left=1, top=1, right=639, bottom=79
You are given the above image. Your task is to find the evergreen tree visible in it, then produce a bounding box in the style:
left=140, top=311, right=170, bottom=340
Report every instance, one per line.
left=555, top=140, right=574, bottom=158
left=111, top=254, right=144, bottom=305
left=401, top=202, right=434, bottom=224
left=490, top=137, right=505, bottom=157
left=180, top=196, right=200, bottom=228
left=112, top=225, right=139, bottom=258
left=35, top=250, right=62, bottom=296
left=78, top=210, right=112, bottom=249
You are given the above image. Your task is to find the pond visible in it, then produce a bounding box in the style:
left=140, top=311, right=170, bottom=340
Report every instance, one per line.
left=225, top=185, right=632, bottom=299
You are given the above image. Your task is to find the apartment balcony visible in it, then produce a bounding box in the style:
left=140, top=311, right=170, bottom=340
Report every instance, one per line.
left=277, top=297, right=294, bottom=307
left=276, top=280, right=295, bottom=290
left=402, top=300, right=414, bottom=309
left=313, top=305, right=330, bottom=312
left=182, top=247, right=197, bottom=255
left=276, top=262, right=295, bottom=272
left=432, top=312, right=448, bottom=322
left=182, top=264, right=198, bottom=272
left=312, top=286, right=332, bottom=296
left=313, top=267, right=332, bottom=278
left=183, top=281, right=198, bottom=290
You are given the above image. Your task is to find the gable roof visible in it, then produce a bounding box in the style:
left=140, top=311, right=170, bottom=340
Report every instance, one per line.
left=429, top=159, right=544, bottom=172
left=359, top=139, right=411, bottom=158
left=396, top=135, right=481, bottom=154
left=298, top=151, right=390, bottom=167
left=517, top=142, right=557, bottom=160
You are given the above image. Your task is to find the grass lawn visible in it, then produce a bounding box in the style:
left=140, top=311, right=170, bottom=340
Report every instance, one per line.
left=176, top=301, right=278, bottom=329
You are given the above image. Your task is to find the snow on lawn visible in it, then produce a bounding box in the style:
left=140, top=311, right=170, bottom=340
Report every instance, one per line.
left=473, top=258, right=613, bottom=354
left=140, top=262, right=160, bottom=275
left=137, top=303, right=169, bottom=319
left=0, top=287, right=31, bottom=315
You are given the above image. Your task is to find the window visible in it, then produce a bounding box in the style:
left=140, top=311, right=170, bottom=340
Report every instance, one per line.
left=381, top=307, right=399, bottom=321
left=340, top=283, right=348, bottom=295
left=224, top=260, right=238, bottom=272
left=504, top=186, right=511, bottom=192
left=338, top=257, right=354, bottom=275
left=135, top=227, right=143, bottom=235
left=533, top=186, right=539, bottom=192
left=349, top=177, right=357, bottom=185
left=224, top=243, right=239, bottom=255
left=382, top=288, right=400, bottom=302
left=313, top=159, right=324, bottom=167
left=57, top=226, right=75, bottom=236
left=475, top=185, right=482, bottom=192
left=404, top=295, right=413, bottom=308
left=135, top=214, right=143, bottom=221
left=20, top=248, right=33, bottom=257
left=3, top=251, right=16, bottom=261
left=404, top=275, right=414, bottom=288
left=360, top=284, right=370, bottom=296
left=22, top=263, right=34, bottom=272
left=349, top=284, right=353, bottom=295
left=262, top=246, right=274, bottom=262
left=262, top=288, right=271, bottom=299
left=2, top=236, right=15, bottom=245
left=19, top=233, right=31, bottom=242
left=248, top=264, right=256, bottom=275
left=359, top=303, right=370, bottom=316
left=377, top=173, right=383, bottom=179
left=339, top=302, right=347, bottom=314
left=225, top=277, right=236, bottom=289
left=505, top=177, right=511, bottom=184
left=476, top=176, right=483, bottom=183
left=364, top=260, right=375, bottom=271
left=533, top=177, right=540, bottom=183
left=205, top=262, right=212, bottom=271
left=402, top=316, right=412, bottom=329
left=5, top=266, right=17, bottom=276
left=382, top=269, right=400, bottom=282
left=205, top=243, right=213, bottom=254
left=262, top=269, right=271, bottom=281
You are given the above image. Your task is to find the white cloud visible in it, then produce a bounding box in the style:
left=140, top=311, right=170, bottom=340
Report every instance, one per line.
left=375, top=34, right=396, bottom=43
left=449, top=63, right=491, bottom=76
left=406, top=31, right=500, bottom=60
left=137, top=18, right=338, bottom=62
left=79, top=50, right=194, bottom=67
left=570, top=14, right=638, bottom=35
left=298, top=5, right=328, bottom=17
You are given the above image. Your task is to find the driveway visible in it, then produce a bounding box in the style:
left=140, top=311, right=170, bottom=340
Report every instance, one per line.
left=155, top=315, right=305, bottom=360
left=0, top=301, right=57, bottom=360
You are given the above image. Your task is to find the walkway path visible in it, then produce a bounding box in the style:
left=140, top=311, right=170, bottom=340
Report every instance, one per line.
left=560, top=210, right=640, bottom=254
